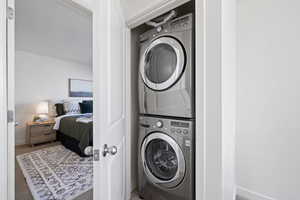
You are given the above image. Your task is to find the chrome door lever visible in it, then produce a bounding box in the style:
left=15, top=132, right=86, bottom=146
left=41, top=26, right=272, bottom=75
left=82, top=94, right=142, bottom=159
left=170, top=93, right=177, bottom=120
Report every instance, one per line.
left=102, top=144, right=117, bottom=157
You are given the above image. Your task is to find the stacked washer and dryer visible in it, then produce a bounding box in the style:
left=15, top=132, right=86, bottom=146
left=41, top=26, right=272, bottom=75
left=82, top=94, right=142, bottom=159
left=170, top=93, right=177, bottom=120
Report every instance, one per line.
left=137, top=13, right=195, bottom=200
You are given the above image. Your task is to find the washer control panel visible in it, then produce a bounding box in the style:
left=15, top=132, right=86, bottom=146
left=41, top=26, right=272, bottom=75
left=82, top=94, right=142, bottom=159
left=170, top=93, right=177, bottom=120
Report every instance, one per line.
left=171, top=127, right=189, bottom=135
left=139, top=116, right=193, bottom=137
left=170, top=121, right=190, bottom=135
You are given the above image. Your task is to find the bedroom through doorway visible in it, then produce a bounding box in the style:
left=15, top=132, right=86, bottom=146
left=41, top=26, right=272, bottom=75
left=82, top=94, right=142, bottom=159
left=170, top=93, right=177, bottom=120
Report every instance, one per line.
left=14, top=0, right=94, bottom=199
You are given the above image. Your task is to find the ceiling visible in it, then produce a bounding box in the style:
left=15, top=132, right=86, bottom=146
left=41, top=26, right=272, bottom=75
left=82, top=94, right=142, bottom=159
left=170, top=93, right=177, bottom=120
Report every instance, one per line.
left=16, top=0, right=92, bottom=66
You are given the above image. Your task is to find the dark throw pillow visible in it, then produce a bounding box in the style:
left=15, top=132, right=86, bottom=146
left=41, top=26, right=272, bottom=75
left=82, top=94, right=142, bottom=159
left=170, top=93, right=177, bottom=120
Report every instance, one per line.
left=55, top=103, right=66, bottom=116
left=83, top=100, right=93, bottom=105
left=79, top=102, right=93, bottom=113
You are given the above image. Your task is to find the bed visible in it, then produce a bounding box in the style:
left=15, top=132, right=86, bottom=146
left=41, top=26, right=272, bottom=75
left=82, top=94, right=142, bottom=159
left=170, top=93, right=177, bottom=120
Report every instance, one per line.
left=54, top=113, right=93, bottom=157
left=51, top=100, right=93, bottom=157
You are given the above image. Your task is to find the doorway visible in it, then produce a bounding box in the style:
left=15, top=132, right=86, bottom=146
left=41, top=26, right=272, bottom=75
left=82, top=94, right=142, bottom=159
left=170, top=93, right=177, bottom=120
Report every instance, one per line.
left=13, top=0, right=93, bottom=199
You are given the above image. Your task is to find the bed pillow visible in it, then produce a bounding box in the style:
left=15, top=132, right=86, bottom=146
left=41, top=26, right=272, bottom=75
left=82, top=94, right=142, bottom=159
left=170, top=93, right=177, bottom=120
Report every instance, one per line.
left=48, top=100, right=64, bottom=117
left=63, top=101, right=81, bottom=114
left=55, top=103, right=65, bottom=116
left=82, top=100, right=93, bottom=113
left=79, top=102, right=93, bottom=113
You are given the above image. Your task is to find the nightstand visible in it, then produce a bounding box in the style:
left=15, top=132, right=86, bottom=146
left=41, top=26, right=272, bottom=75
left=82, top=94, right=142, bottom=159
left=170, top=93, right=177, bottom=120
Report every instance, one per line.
left=26, top=120, right=56, bottom=147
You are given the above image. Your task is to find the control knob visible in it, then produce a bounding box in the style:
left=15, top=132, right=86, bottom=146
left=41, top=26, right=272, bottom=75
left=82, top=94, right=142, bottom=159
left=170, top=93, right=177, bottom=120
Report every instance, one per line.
left=156, top=120, right=163, bottom=128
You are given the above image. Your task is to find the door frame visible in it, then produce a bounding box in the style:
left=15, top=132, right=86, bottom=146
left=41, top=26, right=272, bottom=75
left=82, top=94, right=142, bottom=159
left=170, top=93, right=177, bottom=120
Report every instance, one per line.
left=0, top=0, right=8, bottom=199
left=195, top=0, right=237, bottom=199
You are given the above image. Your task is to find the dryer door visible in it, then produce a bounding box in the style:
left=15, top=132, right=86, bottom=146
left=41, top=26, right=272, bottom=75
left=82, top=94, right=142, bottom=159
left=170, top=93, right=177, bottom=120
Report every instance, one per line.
left=140, top=37, right=185, bottom=91
left=141, top=132, right=185, bottom=188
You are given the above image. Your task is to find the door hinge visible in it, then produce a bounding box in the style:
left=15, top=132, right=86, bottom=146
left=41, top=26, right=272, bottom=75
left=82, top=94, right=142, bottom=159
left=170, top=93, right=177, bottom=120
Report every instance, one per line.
left=7, top=7, right=15, bottom=20
left=7, top=110, right=14, bottom=123
left=93, top=149, right=100, bottom=161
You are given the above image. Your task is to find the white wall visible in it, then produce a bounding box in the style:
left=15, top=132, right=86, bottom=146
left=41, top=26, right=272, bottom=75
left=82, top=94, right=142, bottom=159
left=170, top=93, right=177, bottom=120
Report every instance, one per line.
left=237, top=0, right=300, bottom=199
left=15, top=50, right=92, bottom=145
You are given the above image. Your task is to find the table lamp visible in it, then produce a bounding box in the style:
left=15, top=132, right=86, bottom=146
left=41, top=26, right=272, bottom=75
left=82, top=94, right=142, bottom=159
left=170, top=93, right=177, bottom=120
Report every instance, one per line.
left=35, top=101, right=49, bottom=122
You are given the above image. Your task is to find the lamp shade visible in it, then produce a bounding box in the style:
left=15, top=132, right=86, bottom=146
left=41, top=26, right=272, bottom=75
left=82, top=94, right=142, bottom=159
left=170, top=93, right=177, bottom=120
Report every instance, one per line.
left=36, top=101, right=49, bottom=114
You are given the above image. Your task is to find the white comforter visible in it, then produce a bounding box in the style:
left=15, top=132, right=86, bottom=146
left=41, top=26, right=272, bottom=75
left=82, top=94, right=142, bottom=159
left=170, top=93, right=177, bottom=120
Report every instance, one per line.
left=53, top=113, right=93, bottom=130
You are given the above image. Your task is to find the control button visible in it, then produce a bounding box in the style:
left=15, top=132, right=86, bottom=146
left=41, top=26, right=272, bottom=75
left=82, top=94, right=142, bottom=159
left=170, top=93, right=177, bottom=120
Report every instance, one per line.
left=176, top=129, right=182, bottom=134
left=171, top=128, right=176, bottom=133
left=140, top=123, right=150, bottom=128
left=183, top=130, right=188, bottom=135
left=156, top=26, right=162, bottom=32
left=156, top=120, right=163, bottom=128
left=185, top=140, right=191, bottom=147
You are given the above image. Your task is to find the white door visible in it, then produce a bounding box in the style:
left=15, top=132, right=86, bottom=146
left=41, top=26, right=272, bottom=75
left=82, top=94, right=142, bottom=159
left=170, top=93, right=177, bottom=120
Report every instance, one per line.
left=93, top=0, right=127, bottom=199
left=7, top=0, right=15, bottom=199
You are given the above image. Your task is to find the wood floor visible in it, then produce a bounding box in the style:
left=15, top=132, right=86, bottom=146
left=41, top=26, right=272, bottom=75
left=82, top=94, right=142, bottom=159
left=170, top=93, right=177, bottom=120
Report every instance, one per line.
left=15, top=142, right=93, bottom=200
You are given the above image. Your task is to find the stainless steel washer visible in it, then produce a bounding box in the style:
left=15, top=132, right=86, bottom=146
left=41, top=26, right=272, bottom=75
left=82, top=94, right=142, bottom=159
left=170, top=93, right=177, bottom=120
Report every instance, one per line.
left=138, top=116, right=194, bottom=200
left=138, top=13, right=194, bottom=118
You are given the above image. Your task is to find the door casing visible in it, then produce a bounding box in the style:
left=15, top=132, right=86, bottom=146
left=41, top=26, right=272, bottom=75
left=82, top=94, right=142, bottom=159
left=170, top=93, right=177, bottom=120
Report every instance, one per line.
left=0, top=0, right=8, bottom=199
left=7, top=1, right=15, bottom=200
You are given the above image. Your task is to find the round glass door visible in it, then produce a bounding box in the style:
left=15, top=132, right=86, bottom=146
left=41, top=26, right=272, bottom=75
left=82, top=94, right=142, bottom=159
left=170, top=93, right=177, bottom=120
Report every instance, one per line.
left=145, top=138, right=178, bottom=180
left=141, top=132, right=185, bottom=188
left=140, top=37, right=185, bottom=91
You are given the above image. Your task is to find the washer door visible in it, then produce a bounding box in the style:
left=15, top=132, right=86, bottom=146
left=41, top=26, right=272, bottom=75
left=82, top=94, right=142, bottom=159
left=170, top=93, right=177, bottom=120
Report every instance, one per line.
left=140, top=37, right=185, bottom=91
left=141, top=132, right=185, bottom=188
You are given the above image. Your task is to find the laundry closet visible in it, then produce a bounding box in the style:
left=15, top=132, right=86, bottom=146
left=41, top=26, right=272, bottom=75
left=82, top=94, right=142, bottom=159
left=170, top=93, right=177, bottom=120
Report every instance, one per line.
left=127, top=2, right=195, bottom=199
left=124, top=0, right=236, bottom=199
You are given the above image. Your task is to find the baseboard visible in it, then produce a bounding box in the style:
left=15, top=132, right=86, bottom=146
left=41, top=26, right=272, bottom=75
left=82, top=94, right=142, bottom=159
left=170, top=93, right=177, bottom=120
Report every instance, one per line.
left=237, top=186, right=276, bottom=200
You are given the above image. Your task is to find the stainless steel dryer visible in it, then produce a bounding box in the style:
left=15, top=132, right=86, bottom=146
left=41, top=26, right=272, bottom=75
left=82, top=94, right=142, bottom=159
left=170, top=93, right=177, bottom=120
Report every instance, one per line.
left=139, top=14, right=194, bottom=118
left=138, top=116, right=194, bottom=200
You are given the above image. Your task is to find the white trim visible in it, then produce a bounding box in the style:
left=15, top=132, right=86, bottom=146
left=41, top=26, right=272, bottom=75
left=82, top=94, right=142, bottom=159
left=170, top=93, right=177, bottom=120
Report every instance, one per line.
left=7, top=0, right=15, bottom=199
left=221, top=0, right=237, bottom=199
left=195, top=0, right=237, bottom=199
left=237, top=186, right=277, bottom=200
left=0, top=0, right=8, bottom=200
left=70, top=0, right=93, bottom=11
left=195, top=0, right=205, bottom=199
left=125, top=28, right=132, bottom=200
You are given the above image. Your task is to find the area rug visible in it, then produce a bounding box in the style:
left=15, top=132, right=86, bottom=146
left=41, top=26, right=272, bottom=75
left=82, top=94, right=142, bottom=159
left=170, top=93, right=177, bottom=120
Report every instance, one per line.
left=17, top=145, right=93, bottom=200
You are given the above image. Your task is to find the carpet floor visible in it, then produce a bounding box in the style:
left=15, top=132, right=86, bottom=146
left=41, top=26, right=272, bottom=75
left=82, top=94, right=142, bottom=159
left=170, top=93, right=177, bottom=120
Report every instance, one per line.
left=15, top=142, right=93, bottom=200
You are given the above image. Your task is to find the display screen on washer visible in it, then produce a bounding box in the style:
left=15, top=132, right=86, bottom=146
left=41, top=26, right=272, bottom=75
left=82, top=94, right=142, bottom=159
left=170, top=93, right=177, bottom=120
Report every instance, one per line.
left=145, top=139, right=178, bottom=181
left=145, top=43, right=177, bottom=84
left=171, top=121, right=189, bottom=128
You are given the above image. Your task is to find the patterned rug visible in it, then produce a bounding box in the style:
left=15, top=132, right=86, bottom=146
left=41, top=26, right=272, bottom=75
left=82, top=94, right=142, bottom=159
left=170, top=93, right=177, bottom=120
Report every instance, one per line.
left=17, top=145, right=93, bottom=200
